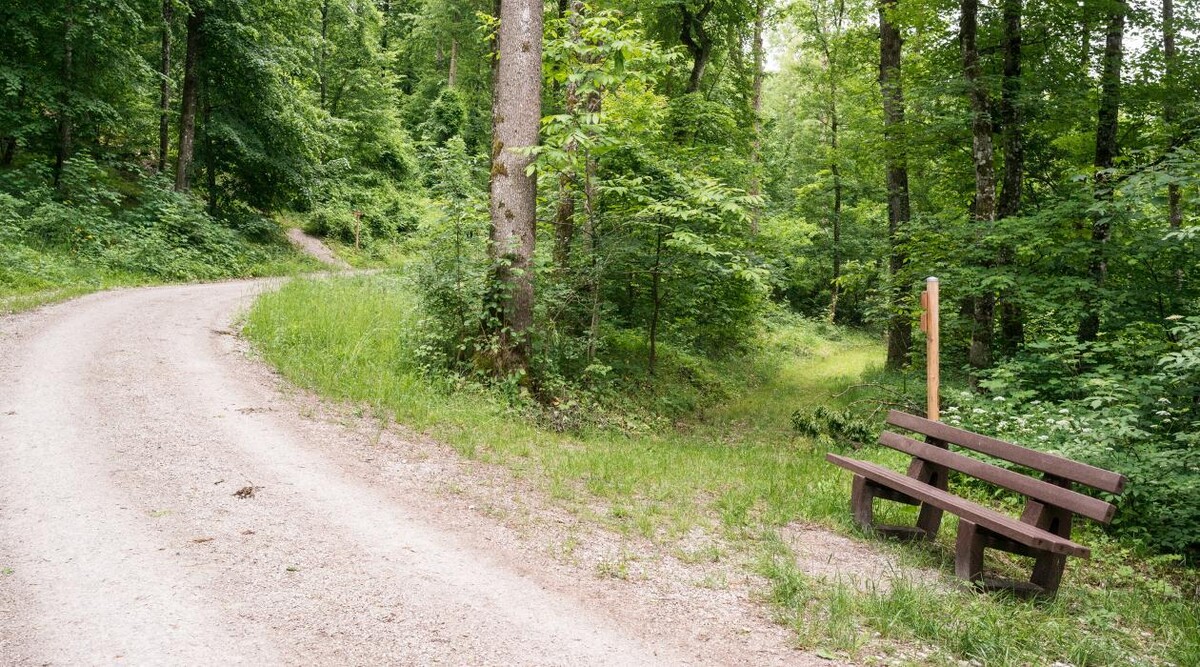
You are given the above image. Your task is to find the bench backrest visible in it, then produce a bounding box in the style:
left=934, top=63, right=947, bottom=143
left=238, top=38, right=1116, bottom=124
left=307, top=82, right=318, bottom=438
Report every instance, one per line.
left=883, top=411, right=1126, bottom=524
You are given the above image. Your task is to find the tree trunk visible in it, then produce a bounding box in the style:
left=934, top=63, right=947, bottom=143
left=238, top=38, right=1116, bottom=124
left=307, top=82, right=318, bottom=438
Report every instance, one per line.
left=203, top=101, right=216, bottom=215
left=554, top=1, right=583, bottom=269
left=827, top=67, right=842, bottom=325
left=158, top=0, right=173, bottom=174
left=319, top=0, right=330, bottom=109
left=680, top=2, right=715, bottom=93
left=175, top=8, right=203, bottom=192
left=748, top=0, right=766, bottom=234
left=582, top=66, right=603, bottom=362
left=485, top=0, right=543, bottom=374
left=448, top=39, right=460, bottom=88
left=880, top=0, right=912, bottom=370
left=380, top=0, right=389, bottom=49
left=818, top=0, right=846, bottom=323
left=961, top=0, right=997, bottom=379
left=997, top=0, right=1024, bottom=357
left=53, top=9, right=75, bottom=189
left=1079, top=2, right=1092, bottom=75
left=1163, top=0, right=1181, bottom=230
left=648, top=227, right=664, bottom=375
left=1079, top=0, right=1125, bottom=343
left=0, top=138, right=14, bottom=166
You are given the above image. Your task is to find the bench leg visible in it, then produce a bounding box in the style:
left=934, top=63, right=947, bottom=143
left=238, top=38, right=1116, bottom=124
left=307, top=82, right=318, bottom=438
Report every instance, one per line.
left=851, top=474, right=929, bottom=540
left=850, top=475, right=875, bottom=528
left=1030, top=551, right=1067, bottom=596
left=955, top=520, right=986, bottom=585
left=906, top=456, right=948, bottom=540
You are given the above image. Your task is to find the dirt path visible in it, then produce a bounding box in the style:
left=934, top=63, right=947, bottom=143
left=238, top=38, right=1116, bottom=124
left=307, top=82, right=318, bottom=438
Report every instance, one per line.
left=287, top=227, right=351, bottom=269
left=0, top=280, right=832, bottom=665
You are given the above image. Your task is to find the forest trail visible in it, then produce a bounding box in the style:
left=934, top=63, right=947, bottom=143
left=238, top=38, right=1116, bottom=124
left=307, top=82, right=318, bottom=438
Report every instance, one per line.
left=0, top=280, right=829, bottom=666
left=286, top=227, right=351, bottom=269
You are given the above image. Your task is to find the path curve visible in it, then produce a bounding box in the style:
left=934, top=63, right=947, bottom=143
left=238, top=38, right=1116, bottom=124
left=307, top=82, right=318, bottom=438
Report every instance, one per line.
left=0, top=280, right=824, bottom=666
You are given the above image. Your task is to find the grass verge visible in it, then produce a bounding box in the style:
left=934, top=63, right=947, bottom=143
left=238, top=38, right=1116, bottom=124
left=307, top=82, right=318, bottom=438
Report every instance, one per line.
left=0, top=236, right=321, bottom=315
left=244, top=272, right=1199, bottom=666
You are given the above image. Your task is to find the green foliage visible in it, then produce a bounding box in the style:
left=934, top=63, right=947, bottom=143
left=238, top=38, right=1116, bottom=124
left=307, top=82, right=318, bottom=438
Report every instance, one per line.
left=410, top=136, right=490, bottom=368
left=0, top=156, right=312, bottom=306
left=790, top=405, right=875, bottom=450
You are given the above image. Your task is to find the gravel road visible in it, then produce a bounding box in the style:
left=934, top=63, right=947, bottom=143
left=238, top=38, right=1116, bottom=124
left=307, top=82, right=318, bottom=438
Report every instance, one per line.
left=0, top=280, right=827, bottom=666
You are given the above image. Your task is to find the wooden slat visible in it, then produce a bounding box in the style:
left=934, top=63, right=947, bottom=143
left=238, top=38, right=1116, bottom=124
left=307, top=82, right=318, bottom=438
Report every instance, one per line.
left=826, top=454, right=1091, bottom=558
left=879, top=432, right=1117, bottom=524
left=886, top=411, right=1126, bottom=494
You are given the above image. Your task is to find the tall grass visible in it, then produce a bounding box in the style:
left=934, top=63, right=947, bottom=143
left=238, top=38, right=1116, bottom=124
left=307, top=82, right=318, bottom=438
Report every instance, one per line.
left=244, top=273, right=1199, bottom=666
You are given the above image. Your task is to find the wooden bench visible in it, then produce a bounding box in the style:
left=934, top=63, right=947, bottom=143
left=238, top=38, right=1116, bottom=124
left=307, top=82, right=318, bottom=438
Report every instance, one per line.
left=826, top=410, right=1126, bottom=596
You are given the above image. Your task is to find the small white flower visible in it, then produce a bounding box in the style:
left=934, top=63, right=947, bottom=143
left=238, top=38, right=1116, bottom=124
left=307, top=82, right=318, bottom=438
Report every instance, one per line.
left=1038, top=435, right=1050, bottom=441
left=1158, top=397, right=1170, bottom=403
left=1059, top=408, right=1070, bottom=415
left=993, top=396, right=1006, bottom=402
left=972, top=408, right=986, bottom=415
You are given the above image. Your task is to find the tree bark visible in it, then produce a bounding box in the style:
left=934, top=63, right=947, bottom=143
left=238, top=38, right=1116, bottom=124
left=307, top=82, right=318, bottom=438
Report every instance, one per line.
left=319, top=0, right=330, bottom=109
left=0, top=137, right=15, bottom=167
left=1163, top=0, right=1181, bottom=230
left=829, top=110, right=842, bottom=323
left=175, top=8, right=203, bottom=192
left=203, top=100, right=216, bottom=215
left=582, top=61, right=603, bottom=362
left=648, top=227, right=665, bottom=374
left=880, top=0, right=912, bottom=370
left=680, top=2, right=715, bottom=93
left=748, top=0, right=766, bottom=234
left=817, top=0, right=846, bottom=323
left=485, top=0, right=543, bottom=373
left=380, top=0, right=390, bottom=49
left=997, top=0, right=1024, bottom=356
left=448, top=39, right=460, bottom=88
left=53, top=8, right=75, bottom=189
left=961, top=0, right=997, bottom=378
left=554, top=1, right=583, bottom=269
left=158, top=0, right=173, bottom=174
left=1079, top=1, right=1092, bottom=75
left=1079, top=0, right=1125, bottom=343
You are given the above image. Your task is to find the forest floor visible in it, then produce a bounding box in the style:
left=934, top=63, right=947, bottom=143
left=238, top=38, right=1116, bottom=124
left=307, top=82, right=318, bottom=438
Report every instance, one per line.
left=0, top=278, right=845, bottom=665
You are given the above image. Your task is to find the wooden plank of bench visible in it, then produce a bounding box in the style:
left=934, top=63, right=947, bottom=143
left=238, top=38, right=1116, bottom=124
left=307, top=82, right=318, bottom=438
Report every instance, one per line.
left=826, top=454, right=1091, bottom=558
left=879, top=432, right=1117, bottom=523
left=886, top=411, right=1126, bottom=494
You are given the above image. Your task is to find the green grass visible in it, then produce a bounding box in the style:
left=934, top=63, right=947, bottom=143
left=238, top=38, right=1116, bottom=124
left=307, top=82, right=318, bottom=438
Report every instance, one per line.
left=244, top=272, right=1199, bottom=666
left=0, top=236, right=321, bottom=315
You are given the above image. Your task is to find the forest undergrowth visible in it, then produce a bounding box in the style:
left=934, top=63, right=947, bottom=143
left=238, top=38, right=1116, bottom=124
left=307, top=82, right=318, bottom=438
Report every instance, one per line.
left=0, top=162, right=320, bottom=314
left=245, top=270, right=1199, bottom=667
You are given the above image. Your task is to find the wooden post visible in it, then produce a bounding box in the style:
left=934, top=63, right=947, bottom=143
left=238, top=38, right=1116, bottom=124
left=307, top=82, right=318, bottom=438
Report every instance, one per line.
left=920, top=277, right=940, bottom=421
left=353, top=210, right=363, bottom=251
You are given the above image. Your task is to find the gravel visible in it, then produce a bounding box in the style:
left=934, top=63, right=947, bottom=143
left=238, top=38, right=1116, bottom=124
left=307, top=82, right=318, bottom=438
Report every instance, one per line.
left=0, top=279, right=845, bottom=665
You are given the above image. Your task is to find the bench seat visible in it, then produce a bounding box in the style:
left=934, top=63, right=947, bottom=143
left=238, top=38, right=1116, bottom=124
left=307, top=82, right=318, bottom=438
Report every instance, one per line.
left=824, top=411, right=1124, bottom=596
left=827, top=454, right=1089, bottom=558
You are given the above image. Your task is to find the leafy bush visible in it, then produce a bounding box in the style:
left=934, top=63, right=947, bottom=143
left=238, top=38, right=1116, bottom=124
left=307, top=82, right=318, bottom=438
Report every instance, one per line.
left=963, top=318, right=1200, bottom=557
left=0, top=156, right=308, bottom=295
